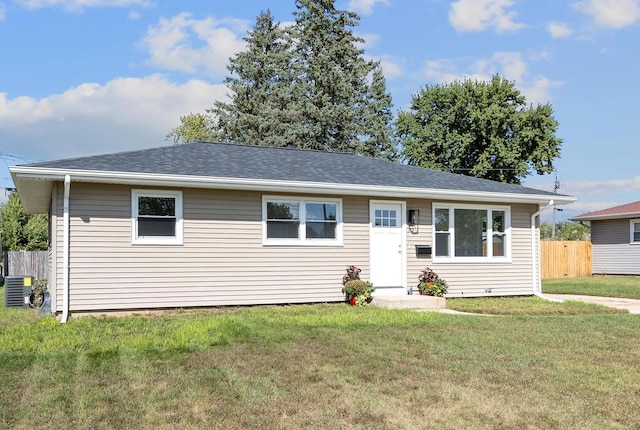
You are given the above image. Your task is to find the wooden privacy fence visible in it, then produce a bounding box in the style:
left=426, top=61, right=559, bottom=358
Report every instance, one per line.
left=541, top=241, right=592, bottom=279
left=4, top=250, right=48, bottom=280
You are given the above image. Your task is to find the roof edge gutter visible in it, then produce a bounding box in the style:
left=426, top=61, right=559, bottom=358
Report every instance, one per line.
left=9, top=167, right=577, bottom=205
left=530, top=200, right=564, bottom=303
left=572, top=213, right=640, bottom=222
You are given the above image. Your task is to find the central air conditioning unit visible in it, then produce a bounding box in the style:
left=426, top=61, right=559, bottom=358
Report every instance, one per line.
left=4, top=276, right=33, bottom=308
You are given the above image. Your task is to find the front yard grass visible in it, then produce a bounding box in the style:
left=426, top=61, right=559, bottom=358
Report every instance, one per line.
left=446, top=296, right=627, bottom=315
left=1, top=288, right=639, bottom=429
left=543, top=275, right=640, bottom=299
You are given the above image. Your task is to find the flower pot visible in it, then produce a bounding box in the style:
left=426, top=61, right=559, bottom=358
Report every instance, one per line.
left=349, top=295, right=357, bottom=306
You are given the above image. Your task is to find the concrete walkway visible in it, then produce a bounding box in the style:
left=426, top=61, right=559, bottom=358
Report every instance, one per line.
left=371, top=295, right=446, bottom=311
left=544, top=294, right=640, bottom=314
left=372, top=294, right=640, bottom=315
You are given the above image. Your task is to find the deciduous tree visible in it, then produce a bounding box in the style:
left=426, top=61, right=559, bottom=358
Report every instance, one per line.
left=397, top=75, right=562, bottom=184
left=0, top=192, right=48, bottom=251
left=540, top=221, right=590, bottom=241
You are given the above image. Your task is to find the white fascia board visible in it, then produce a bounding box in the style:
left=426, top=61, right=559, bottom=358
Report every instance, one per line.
left=9, top=166, right=577, bottom=205
left=572, top=212, right=640, bottom=222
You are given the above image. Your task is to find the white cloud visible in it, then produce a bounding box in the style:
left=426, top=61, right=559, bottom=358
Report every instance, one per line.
left=0, top=75, right=228, bottom=160
left=521, top=77, right=564, bottom=106
left=348, top=0, right=390, bottom=15
left=0, top=3, right=5, bottom=20
left=449, top=0, right=525, bottom=33
left=357, top=32, right=380, bottom=49
left=547, top=21, right=573, bottom=38
left=563, top=176, right=640, bottom=193
left=142, top=13, right=248, bottom=78
left=379, top=58, right=403, bottom=79
left=14, top=0, right=152, bottom=11
left=574, top=0, right=640, bottom=28
left=128, top=9, right=140, bottom=20
left=424, top=52, right=563, bottom=105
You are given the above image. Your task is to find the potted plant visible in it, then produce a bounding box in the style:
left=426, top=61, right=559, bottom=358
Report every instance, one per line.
left=417, top=267, right=448, bottom=297
left=341, top=266, right=375, bottom=306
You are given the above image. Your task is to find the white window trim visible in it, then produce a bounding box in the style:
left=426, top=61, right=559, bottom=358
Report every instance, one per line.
left=262, top=195, right=343, bottom=246
left=630, top=219, right=640, bottom=245
left=131, top=189, right=183, bottom=245
left=432, top=203, right=512, bottom=263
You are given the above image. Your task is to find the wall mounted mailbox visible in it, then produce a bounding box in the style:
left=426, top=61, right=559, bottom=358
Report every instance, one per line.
left=415, top=245, right=432, bottom=256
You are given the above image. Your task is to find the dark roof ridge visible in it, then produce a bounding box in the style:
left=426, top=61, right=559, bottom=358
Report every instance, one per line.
left=191, top=140, right=356, bottom=156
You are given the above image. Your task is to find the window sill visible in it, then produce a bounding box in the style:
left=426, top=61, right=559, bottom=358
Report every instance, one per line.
left=263, top=239, right=343, bottom=247
left=432, top=257, right=512, bottom=264
left=132, top=238, right=183, bottom=246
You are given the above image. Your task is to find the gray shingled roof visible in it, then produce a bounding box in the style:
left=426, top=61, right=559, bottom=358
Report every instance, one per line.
left=25, top=141, right=562, bottom=197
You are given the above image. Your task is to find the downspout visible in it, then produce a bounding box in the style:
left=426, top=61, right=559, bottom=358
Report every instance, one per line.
left=61, top=175, right=71, bottom=323
left=530, top=200, right=563, bottom=302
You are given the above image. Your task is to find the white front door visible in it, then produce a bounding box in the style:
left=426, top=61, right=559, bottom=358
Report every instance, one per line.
left=370, top=201, right=405, bottom=295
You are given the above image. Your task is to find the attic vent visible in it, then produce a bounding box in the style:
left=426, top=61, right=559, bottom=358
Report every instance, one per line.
left=4, top=276, right=33, bottom=308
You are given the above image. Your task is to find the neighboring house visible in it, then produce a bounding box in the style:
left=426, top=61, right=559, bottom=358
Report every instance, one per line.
left=10, top=142, right=575, bottom=316
left=572, top=201, right=640, bottom=275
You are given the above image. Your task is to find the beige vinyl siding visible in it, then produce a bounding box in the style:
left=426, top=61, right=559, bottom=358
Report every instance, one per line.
left=591, top=219, right=640, bottom=275
left=54, top=182, right=369, bottom=311
left=52, top=182, right=540, bottom=311
left=49, top=185, right=58, bottom=312
left=405, top=201, right=537, bottom=297
left=405, top=198, right=433, bottom=289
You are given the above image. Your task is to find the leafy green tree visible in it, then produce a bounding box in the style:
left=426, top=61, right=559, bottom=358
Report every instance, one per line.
left=540, top=221, right=590, bottom=241
left=0, top=192, right=48, bottom=251
left=166, top=113, right=218, bottom=145
left=397, top=75, right=562, bottom=184
left=168, top=2, right=397, bottom=160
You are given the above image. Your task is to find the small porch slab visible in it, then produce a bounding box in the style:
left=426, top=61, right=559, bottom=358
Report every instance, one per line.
left=371, top=295, right=446, bottom=310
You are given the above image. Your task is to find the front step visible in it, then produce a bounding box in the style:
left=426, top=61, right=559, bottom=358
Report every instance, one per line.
left=371, top=295, right=446, bottom=310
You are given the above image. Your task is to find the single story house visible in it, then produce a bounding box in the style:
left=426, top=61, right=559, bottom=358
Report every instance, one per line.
left=10, top=142, right=575, bottom=318
left=572, top=201, right=640, bottom=275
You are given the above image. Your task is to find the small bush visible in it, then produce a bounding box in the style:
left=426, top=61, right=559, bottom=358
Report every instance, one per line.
left=342, top=280, right=375, bottom=297
left=418, top=278, right=448, bottom=297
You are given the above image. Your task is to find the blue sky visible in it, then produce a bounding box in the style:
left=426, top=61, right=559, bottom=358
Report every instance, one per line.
left=1, top=0, right=639, bottom=221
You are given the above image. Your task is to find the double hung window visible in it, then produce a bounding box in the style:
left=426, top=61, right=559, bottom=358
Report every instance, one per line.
left=132, top=190, right=183, bottom=245
left=631, top=220, right=640, bottom=244
left=263, top=196, right=342, bottom=245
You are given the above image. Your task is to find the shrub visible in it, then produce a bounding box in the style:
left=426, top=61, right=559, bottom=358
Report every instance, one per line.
left=341, top=266, right=375, bottom=305
left=418, top=267, right=438, bottom=283
left=417, top=268, right=448, bottom=297
left=342, top=265, right=361, bottom=285
left=342, top=280, right=375, bottom=297
left=418, top=278, right=448, bottom=297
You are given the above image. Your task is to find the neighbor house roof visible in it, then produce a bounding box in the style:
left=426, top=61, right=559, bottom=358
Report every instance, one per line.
left=572, top=201, right=640, bottom=221
left=10, top=141, right=575, bottom=213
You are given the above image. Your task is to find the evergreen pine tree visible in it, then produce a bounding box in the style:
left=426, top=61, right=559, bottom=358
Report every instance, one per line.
left=167, top=1, right=396, bottom=160
left=211, top=10, right=297, bottom=147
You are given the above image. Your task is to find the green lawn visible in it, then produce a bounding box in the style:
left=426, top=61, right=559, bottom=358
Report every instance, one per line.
left=1, top=289, right=639, bottom=429
left=446, top=296, right=626, bottom=315
left=543, top=276, right=640, bottom=299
